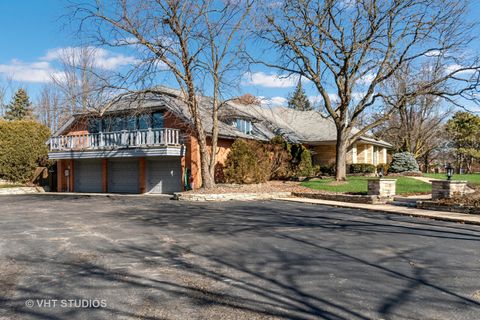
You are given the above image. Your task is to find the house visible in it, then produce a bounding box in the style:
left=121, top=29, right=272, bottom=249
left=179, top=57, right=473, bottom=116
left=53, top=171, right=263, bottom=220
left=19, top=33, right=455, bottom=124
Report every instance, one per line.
left=48, top=87, right=391, bottom=193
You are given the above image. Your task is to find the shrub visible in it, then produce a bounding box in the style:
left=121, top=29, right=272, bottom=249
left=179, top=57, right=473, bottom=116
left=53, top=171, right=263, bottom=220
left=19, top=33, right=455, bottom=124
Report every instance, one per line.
left=388, top=152, right=420, bottom=173
left=0, top=120, right=50, bottom=182
left=224, top=139, right=271, bottom=184
left=266, top=136, right=291, bottom=179
left=290, top=144, right=315, bottom=177
left=376, top=163, right=390, bottom=175
left=320, top=164, right=335, bottom=176
left=349, top=163, right=376, bottom=174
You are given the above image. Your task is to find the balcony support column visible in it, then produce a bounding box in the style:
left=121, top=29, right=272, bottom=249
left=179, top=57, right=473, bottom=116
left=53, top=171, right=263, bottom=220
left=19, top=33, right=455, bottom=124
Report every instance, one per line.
left=139, top=157, right=146, bottom=193
left=102, top=159, right=108, bottom=193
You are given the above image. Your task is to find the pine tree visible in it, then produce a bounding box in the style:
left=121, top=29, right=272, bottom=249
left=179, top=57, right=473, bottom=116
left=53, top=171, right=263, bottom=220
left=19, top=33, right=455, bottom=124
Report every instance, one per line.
left=5, top=89, right=33, bottom=121
left=287, top=79, right=312, bottom=111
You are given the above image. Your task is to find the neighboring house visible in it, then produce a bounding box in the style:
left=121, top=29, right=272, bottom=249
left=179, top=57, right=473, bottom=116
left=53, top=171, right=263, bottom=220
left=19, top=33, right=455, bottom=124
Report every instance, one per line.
left=48, top=87, right=391, bottom=193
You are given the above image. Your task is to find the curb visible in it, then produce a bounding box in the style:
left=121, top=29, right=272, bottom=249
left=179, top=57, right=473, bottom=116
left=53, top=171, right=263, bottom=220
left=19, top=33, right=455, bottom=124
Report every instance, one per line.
left=276, top=197, right=480, bottom=226
left=174, top=191, right=292, bottom=201
left=0, top=187, right=45, bottom=195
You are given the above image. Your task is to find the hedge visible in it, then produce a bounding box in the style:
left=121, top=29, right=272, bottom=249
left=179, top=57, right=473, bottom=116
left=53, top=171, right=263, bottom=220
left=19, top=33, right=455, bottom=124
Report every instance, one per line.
left=349, top=163, right=376, bottom=174
left=0, top=120, right=50, bottom=182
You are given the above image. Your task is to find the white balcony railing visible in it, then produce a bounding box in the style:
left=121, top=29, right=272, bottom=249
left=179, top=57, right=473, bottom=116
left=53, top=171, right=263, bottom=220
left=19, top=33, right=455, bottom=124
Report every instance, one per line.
left=49, top=128, right=182, bottom=151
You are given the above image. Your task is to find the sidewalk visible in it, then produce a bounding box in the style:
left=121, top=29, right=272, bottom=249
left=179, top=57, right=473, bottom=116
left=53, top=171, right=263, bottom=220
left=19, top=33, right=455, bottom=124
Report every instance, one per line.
left=277, top=197, right=480, bottom=226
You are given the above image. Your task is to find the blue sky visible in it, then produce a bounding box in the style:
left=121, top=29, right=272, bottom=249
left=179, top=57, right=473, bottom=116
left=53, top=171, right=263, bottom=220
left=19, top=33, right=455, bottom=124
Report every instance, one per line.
left=1, top=1, right=480, bottom=111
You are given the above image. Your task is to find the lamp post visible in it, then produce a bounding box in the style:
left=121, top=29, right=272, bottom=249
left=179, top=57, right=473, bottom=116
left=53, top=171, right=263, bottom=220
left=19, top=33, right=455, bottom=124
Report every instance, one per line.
left=445, top=163, right=453, bottom=181
left=378, top=167, right=384, bottom=178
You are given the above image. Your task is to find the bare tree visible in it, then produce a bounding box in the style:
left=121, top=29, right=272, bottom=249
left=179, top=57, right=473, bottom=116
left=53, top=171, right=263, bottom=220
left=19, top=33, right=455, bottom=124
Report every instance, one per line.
left=70, top=0, right=252, bottom=188
left=255, top=0, right=480, bottom=180
left=52, top=46, right=113, bottom=115
left=0, top=84, right=5, bottom=118
left=35, top=85, right=64, bottom=132
left=374, top=63, right=450, bottom=169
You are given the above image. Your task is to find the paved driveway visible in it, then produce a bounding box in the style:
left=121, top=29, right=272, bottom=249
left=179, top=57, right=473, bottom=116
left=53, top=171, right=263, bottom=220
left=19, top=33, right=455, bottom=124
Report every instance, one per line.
left=0, top=194, right=479, bottom=320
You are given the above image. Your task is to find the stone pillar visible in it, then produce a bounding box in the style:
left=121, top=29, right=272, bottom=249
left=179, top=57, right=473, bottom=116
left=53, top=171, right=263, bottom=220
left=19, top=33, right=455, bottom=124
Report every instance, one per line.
left=368, top=178, right=396, bottom=197
left=431, top=180, right=467, bottom=200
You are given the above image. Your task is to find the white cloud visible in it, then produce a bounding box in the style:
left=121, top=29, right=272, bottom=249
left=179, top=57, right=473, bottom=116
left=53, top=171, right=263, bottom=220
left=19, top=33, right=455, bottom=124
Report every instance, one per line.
left=358, top=71, right=376, bottom=85
left=0, top=59, right=56, bottom=83
left=444, top=64, right=476, bottom=75
left=0, top=47, right=139, bottom=83
left=259, top=96, right=287, bottom=107
left=309, top=93, right=340, bottom=105
left=243, top=72, right=298, bottom=88
left=42, top=47, right=139, bottom=71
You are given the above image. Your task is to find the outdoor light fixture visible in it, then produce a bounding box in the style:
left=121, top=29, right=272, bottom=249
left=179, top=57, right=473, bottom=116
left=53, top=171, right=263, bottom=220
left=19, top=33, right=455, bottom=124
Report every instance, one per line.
left=445, top=163, right=453, bottom=181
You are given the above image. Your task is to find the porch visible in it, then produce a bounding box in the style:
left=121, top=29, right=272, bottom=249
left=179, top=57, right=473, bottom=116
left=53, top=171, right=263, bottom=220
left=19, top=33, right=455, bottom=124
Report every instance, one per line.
left=48, top=128, right=185, bottom=160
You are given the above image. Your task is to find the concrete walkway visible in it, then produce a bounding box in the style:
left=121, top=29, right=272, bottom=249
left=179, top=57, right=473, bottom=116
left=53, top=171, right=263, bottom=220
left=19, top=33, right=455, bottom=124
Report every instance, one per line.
left=277, top=197, right=480, bottom=226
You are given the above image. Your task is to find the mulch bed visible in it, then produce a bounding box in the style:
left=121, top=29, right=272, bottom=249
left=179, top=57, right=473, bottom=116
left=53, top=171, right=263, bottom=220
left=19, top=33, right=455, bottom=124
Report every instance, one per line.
left=183, top=181, right=329, bottom=195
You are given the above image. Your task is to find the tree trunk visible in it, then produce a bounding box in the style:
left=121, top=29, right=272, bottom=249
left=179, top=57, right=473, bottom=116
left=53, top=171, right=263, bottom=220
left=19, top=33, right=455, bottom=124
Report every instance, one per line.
left=196, top=129, right=215, bottom=189
left=335, top=129, right=349, bottom=181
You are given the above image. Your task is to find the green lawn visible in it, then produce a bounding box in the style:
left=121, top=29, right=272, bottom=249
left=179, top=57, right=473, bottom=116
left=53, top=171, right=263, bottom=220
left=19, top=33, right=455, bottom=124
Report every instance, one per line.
left=423, top=173, right=480, bottom=186
left=301, top=176, right=431, bottom=195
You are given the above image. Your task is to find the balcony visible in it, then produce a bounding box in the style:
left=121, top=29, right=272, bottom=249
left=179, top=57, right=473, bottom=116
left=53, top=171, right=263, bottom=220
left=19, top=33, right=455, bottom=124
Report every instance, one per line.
left=48, top=128, right=184, bottom=159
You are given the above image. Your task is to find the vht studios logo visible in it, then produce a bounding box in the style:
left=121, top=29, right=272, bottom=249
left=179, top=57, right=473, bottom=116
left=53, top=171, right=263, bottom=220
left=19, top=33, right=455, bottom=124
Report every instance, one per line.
left=25, top=299, right=107, bottom=308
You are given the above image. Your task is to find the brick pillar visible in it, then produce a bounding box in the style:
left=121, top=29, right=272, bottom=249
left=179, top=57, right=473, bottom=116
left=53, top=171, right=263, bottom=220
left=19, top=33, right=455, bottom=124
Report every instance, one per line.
left=57, top=160, right=63, bottom=192
left=431, top=180, right=467, bottom=200
left=69, top=159, right=74, bottom=192
left=368, top=178, right=396, bottom=197
left=139, top=157, right=146, bottom=193
left=102, top=159, right=108, bottom=193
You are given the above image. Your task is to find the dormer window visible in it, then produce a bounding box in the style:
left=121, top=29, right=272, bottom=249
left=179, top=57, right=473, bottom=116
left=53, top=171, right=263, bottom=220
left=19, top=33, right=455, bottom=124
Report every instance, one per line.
left=233, top=119, right=252, bottom=134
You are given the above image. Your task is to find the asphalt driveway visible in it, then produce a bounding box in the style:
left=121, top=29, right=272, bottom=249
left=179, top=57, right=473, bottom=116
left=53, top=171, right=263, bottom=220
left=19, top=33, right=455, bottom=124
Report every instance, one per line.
left=0, top=194, right=479, bottom=320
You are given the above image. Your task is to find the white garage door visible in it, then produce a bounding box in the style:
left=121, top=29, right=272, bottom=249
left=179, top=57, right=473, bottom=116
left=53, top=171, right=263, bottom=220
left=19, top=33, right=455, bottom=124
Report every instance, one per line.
left=147, top=158, right=182, bottom=194
left=74, top=159, right=102, bottom=193
left=108, top=159, right=139, bottom=193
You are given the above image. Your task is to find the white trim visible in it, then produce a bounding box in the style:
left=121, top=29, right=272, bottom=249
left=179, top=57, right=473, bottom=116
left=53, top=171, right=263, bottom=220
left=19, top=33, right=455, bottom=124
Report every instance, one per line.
left=48, top=146, right=185, bottom=160
left=352, top=144, right=357, bottom=164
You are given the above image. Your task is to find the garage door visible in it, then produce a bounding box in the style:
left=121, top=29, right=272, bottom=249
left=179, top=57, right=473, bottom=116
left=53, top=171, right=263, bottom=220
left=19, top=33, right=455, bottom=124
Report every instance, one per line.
left=108, top=159, right=139, bottom=193
left=74, top=159, right=102, bottom=192
left=147, top=158, right=182, bottom=194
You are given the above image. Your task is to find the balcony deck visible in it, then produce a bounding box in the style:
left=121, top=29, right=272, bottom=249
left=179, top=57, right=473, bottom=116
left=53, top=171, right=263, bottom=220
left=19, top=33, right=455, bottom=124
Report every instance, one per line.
left=48, top=128, right=184, bottom=159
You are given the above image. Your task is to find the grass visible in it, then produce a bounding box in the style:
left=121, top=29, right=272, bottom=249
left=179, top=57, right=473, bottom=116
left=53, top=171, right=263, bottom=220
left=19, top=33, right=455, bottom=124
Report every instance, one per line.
left=423, top=173, right=480, bottom=186
left=301, top=176, right=431, bottom=195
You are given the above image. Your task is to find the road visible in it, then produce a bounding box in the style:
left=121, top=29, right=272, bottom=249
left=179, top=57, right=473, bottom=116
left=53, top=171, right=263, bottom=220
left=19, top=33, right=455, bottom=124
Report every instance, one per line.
left=0, top=194, right=479, bottom=319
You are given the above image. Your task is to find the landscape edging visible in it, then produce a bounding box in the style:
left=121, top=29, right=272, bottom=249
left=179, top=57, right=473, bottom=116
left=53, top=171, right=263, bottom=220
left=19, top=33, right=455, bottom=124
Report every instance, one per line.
left=417, top=200, right=480, bottom=215
left=292, top=192, right=392, bottom=204
left=0, top=187, right=45, bottom=195
left=173, top=191, right=292, bottom=201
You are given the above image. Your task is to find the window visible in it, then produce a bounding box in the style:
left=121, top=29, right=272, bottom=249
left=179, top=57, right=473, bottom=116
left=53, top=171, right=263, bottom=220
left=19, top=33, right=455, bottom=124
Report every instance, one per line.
left=152, top=111, right=164, bottom=129
left=235, top=119, right=252, bottom=134
left=87, top=118, right=101, bottom=133
left=127, top=116, right=137, bottom=130
left=138, top=114, right=150, bottom=130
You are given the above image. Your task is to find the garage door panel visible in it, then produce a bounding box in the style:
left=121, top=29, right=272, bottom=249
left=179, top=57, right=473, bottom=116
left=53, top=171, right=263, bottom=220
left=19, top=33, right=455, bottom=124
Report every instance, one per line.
left=147, top=159, right=181, bottom=193
left=108, top=159, right=139, bottom=193
left=74, top=160, right=102, bottom=193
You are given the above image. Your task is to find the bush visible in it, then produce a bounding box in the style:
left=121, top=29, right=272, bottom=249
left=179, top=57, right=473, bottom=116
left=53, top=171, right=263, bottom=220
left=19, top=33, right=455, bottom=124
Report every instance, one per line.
left=266, top=136, right=291, bottom=179
left=290, top=144, right=315, bottom=177
left=224, top=139, right=271, bottom=184
left=388, top=152, right=420, bottom=173
left=320, top=164, right=335, bottom=176
left=376, top=163, right=390, bottom=175
left=349, top=163, right=376, bottom=174
left=0, top=120, right=50, bottom=182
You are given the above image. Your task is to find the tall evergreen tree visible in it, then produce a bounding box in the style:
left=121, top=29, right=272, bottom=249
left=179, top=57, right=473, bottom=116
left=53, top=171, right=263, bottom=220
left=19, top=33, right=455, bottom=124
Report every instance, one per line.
left=5, top=89, right=33, bottom=121
left=287, top=80, right=312, bottom=111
